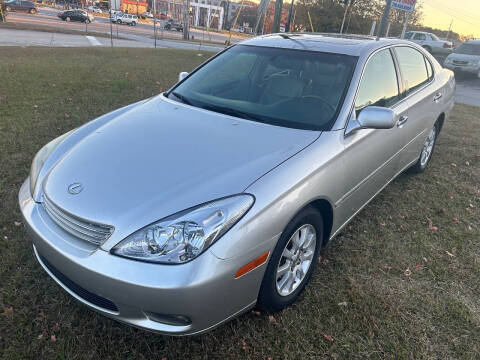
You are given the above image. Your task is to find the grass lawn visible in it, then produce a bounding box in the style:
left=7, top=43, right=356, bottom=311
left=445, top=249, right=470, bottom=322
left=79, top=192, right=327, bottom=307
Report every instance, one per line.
left=1, top=47, right=479, bottom=359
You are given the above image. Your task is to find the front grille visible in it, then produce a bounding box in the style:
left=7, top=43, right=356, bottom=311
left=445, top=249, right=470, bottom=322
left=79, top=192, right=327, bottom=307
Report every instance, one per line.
left=39, top=253, right=119, bottom=312
left=42, top=195, right=114, bottom=246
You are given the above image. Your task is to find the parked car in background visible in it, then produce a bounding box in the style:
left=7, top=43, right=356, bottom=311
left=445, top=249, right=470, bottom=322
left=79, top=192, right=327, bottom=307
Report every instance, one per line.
left=87, top=5, right=102, bottom=13
left=405, top=31, right=454, bottom=55
left=57, top=9, right=93, bottom=23
left=20, top=34, right=455, bottom=336
left=140, top=11, right=153, bottom=19
left=443, top=39, right=480, bottom=78
left=2, top=0, right=38, bottom=14
left=112, top=12, right=137, bottom=26
left=164, top=18, right=183, bottom=31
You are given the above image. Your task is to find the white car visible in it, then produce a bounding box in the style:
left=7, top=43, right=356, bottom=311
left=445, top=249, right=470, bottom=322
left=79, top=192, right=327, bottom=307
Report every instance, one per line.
left=141, top=11, right=153, bottom=19
left=112, top=12, right=137, bottom=26
left=443, top=39, right=480, bottom=78
left=87, top=6, right=102, bottom=13
left=405, top=31, right=454, bottom=55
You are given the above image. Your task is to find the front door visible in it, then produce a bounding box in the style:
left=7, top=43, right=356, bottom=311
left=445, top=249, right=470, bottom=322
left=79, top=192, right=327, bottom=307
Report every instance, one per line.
left=336, top=48, right=408, bottom=224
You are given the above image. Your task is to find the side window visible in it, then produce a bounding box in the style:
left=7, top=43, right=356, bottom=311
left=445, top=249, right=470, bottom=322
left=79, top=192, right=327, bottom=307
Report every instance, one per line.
left=395, top=47, right=429, bottom=95
left=413, top=33, right=426, bottom=41
left=355, top=49, right=400, bottom=112
left=404, top=32, right=413, bottom=39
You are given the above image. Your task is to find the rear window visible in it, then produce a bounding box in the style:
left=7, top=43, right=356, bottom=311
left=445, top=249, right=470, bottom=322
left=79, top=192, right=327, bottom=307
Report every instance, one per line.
left=394, top=47, right=429, bottom=95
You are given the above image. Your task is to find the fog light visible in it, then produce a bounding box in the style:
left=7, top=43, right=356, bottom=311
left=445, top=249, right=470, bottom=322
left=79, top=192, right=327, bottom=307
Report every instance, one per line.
left=145, top=312, right=191, bottom=326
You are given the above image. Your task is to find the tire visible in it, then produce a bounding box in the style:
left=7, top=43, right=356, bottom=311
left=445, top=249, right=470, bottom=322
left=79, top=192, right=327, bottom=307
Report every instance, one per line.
left=131, top=21, right=136, bottom=26
left=29, top=8, right=36, bottom=14
left=257, top=206, right=323, bottom=312
left=422, top=45, right=432, bottom=53
left=85, top=19, right=90, bottom=24
left=409, top=122, right=439, bottom=174
left=117, top=19, right=121, bottom=24
left=5, top=5, right=11, bottom=11
left=65, top=16, right=70, bottom=21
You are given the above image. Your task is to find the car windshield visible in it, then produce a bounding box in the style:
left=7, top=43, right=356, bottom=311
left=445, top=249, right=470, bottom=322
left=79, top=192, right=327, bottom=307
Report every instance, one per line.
left=167, top=45, right=357, bottom=131
left=430, top=34, right=440, bottom=41
left=455, top=43, right=480, bottom=55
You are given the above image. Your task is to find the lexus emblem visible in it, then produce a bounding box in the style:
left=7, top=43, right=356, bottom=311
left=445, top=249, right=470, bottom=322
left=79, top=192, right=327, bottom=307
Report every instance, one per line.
left=68, top=182, right=83, bottom=195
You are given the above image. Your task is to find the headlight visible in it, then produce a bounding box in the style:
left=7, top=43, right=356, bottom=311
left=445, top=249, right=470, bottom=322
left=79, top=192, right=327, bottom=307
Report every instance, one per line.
left=112, top=194, right=255, bottom=264
left=29, top=130, right=74, bottom=196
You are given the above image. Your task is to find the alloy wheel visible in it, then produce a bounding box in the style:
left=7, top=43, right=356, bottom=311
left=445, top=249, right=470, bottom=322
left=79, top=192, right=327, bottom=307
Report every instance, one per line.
left=276, top=224, right=316, bottom=297
left=420, top=126, right=436, bottom=167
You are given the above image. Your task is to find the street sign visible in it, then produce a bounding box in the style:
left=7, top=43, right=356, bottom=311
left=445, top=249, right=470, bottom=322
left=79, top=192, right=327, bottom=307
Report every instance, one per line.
left=391, top=0, right=417, bottom=12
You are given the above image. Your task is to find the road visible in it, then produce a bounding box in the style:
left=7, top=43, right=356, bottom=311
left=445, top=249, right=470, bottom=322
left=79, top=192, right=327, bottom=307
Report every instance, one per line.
left=5, top=7, right=246, bottom=45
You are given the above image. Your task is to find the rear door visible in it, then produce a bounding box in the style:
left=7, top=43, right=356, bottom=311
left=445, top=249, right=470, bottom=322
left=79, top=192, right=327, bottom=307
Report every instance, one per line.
left=338, top=48, right=409, bottom=218
left=393, top=46, right=441, bottom=169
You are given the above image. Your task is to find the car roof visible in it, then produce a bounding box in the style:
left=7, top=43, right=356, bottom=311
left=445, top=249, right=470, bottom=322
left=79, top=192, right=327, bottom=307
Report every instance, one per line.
left=240, top=33, right=416, bottom=57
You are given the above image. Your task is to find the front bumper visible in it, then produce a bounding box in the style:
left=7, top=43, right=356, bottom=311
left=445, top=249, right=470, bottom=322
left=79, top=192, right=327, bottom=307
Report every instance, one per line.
left=19, top=179, right=266, bottom=335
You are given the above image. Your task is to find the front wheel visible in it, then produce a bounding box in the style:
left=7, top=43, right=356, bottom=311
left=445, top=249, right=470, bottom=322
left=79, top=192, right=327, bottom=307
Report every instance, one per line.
left=65, top=16, right=70, bottom=21
left=257, top=206, right=323, bottom=312
left=409, top=123, right=438, bottom=174
left=5, top=5, right=11, bottom=11
left=116, top=19, right=121, bottom=24
left=85, top=19, right=90, bottom=24
left=131, top=21, right=136, bottom=26
left=29, top=8, right=37, bottom=14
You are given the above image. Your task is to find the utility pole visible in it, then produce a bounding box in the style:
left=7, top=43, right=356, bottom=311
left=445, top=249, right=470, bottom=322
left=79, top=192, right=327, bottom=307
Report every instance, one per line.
left=272, top=0, right=283, bottom=33
left=377, top=0, right=392, bottom=40
left=285, top=0, right=294, bottom=32
left=340, top=0, right=349, bottom=34
left=153, top=0, right=157, bottom=47
left=446, top=18, right=453, bottom=40
left=401, top=11, right=410, bottom=38
left=183, top=0, right=190, bottom=40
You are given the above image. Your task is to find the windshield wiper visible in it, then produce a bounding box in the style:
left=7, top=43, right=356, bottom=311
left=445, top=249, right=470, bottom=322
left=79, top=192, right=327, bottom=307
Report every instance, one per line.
left=170, top=91, right=193, bottom=106
left=200, top=104, right=268, bottom=123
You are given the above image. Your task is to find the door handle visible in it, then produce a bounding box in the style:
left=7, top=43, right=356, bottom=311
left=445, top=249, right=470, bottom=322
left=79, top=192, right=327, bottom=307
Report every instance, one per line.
left=433, top=93, right=443, bottom=102
left=397, top=115, right=408, bottom=128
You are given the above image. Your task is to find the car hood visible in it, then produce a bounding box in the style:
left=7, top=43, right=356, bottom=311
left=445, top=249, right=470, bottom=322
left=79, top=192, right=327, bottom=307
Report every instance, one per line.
left=448, top=53, right=480, bottom=62
left=43, top=95, right=319, bottom=241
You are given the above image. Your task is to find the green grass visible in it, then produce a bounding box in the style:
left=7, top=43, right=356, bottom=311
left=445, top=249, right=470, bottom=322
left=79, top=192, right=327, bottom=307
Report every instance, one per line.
left=0, top=21, right=130, bottom=40
left=1, top=47, right=479, bottom=359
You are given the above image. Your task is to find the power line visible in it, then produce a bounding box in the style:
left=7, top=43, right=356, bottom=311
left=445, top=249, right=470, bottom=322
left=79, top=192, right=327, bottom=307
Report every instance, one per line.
left=422, top=0, right=480, bottom=27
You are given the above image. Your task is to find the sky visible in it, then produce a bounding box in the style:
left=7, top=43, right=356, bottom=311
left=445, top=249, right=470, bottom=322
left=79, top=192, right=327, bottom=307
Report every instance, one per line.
left=419, top=0, right=480, bottom=37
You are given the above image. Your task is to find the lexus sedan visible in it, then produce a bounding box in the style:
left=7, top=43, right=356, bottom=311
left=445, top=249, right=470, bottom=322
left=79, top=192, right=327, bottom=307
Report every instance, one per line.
left=19, top=34, right=455, bottom=336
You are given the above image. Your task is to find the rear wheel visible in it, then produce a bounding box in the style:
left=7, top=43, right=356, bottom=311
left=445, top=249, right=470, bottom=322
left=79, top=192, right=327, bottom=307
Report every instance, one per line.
left=409, top=122, right=439, bottom=174
left=258, top=206, right=323, bottom=312
left=5, top=5, right=11, bottom=11
left=29, top=8, right=36, bottom=14
left=116, top=19, right=121, bottom=24
left=65, top=16, right=70, bottom=21
left=131, top=21, right=136, bottom=26
left=85, top=19, right=90, bottom=24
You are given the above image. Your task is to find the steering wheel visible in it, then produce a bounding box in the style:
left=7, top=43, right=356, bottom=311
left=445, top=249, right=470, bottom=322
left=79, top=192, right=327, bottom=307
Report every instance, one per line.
left=300, top=95, right=336, bottom=114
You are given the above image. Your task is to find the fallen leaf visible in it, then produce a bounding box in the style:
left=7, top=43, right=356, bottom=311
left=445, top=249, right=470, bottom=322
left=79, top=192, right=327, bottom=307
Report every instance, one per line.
left=438, top=208, right=445, bottom=214
left=251, top=310, right=261, bottom=316
left=404, top=268, right=411, bottom=276
left=2, top=306, right=13, bottom=316
left=465, top=161, right=470, bottom=166
left=446, top=251, right=455, bottom=257
left=64, top=113, right=70, bottom=118
left=451, top=163, right=457, bottom=167
left=323, top=333, right=334, bottom=342
left=453, top=217, right=459, bottom=223
left=415, top=264, right=424, bottom=270
left=338, top=301, right=348, bottom=307
left=268, top=315, right=276, bottom=323
left=241, top=340, right=248, bottom=350
left=52, top=322, right=60, bottom=332
left=37, top=334, right=43, bottom=340
left=50, top=334, right=56, bottom=342
left=423, top=257, right=428, bottom=263
left=380, top=221, right=386, bottom=227
left=14, top=221, right=21, bottom=227
left=431, top=226, right=438, bottom=231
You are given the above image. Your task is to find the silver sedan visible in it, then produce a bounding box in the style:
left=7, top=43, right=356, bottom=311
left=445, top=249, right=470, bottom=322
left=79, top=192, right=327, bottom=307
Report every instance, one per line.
left=19, top=34, right=455, bottom=335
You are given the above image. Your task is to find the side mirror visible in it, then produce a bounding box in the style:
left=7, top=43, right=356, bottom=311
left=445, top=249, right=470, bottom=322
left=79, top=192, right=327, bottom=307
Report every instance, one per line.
left=178, top=72, right=189, bottom=82
left=346, top=106, right=395, bottom=135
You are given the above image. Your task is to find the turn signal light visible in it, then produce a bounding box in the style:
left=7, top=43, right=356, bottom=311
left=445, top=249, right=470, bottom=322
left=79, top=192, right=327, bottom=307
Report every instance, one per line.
left=235, top=251, right=269, bottom=279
